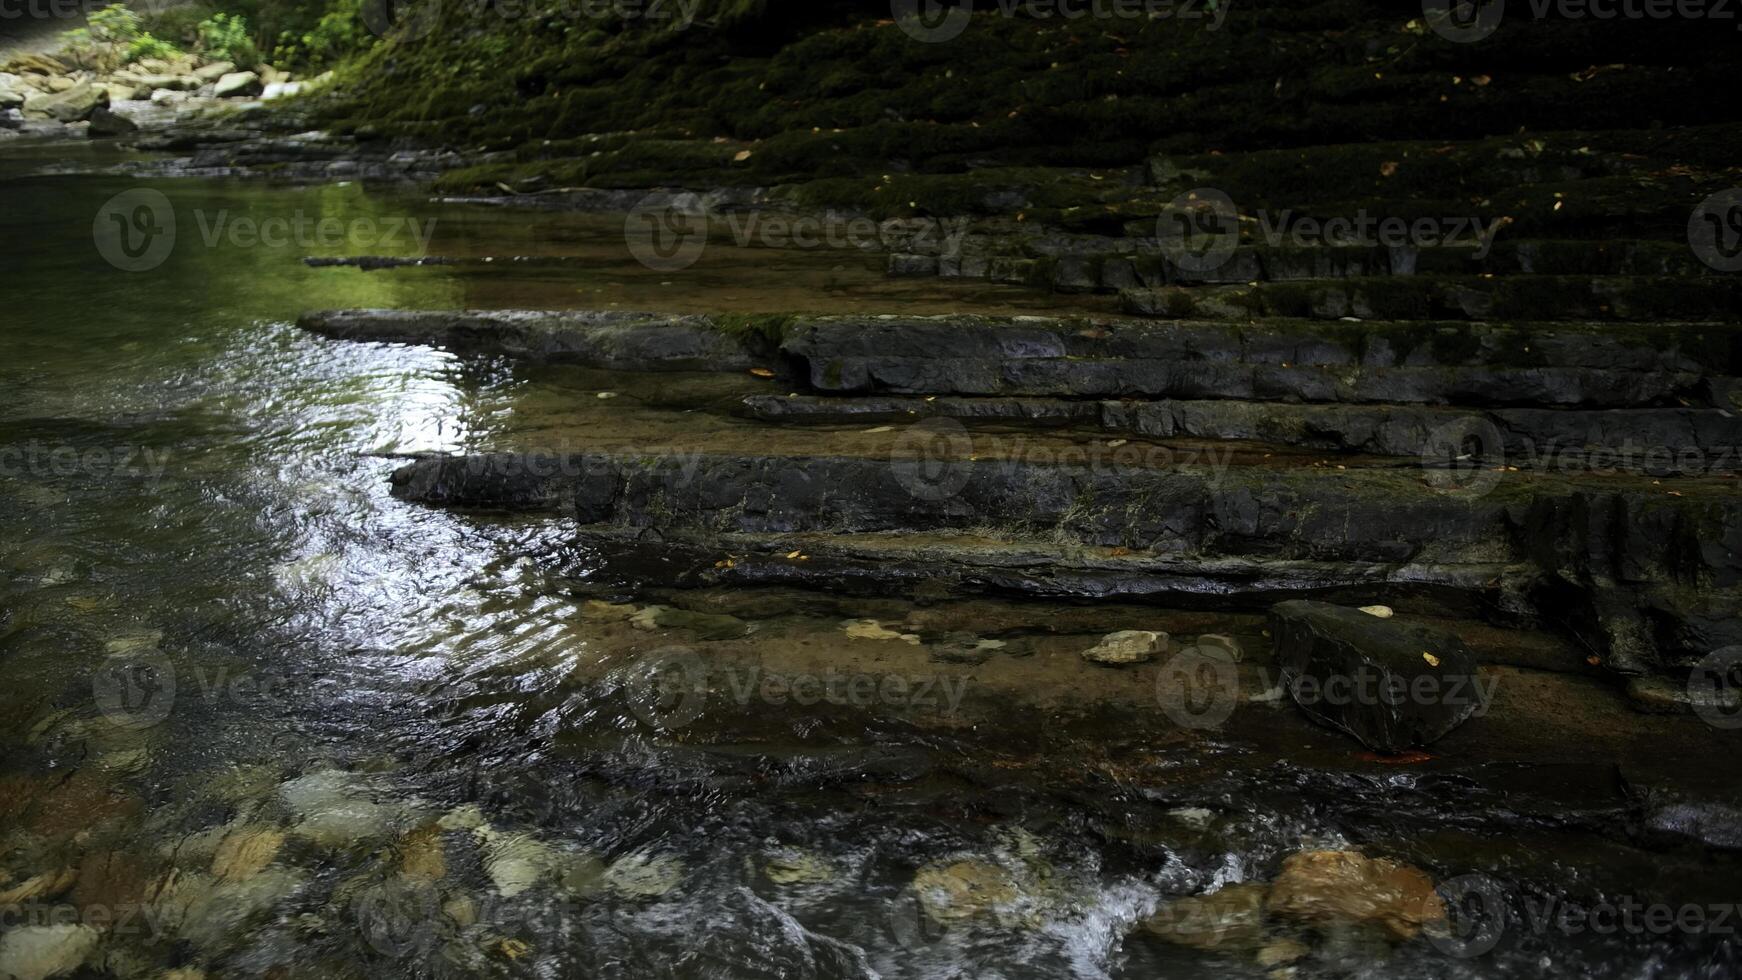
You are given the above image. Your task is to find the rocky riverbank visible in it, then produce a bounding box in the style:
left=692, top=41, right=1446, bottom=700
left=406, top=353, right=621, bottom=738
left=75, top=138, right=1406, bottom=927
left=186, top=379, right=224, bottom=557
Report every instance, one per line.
left=0, top=48, right=320, bottom=142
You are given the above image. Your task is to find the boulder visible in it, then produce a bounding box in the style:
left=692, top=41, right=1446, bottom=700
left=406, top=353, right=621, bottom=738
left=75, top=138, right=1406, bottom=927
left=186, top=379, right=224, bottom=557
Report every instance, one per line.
left=1140, top=883, right=1269, bottom=951
left=22, top=80, right=107, bottom=123
left=6, top=53, right=68, bottom=75
left=1270, top=600, right=1483, bottom=752
left=0, top=87, right=22, bottom=110
left=1082, top=629, right=1169, bottom=665
left=0, top=108, right=23, bottom=130
left=193, top=61, right=236, bottom=83
left=119, top=72, right=199, bottom=92
left=97, top=82, right=147, bottom=103
left=261, top=81, right=304, bottom=101
left=43, top=75, right=76, bottom=93
left=213, top=71, right=262, bottom=98
left=1266, top=850, right=1444, bottom=941
left=88, top=104, right=137, bottom=136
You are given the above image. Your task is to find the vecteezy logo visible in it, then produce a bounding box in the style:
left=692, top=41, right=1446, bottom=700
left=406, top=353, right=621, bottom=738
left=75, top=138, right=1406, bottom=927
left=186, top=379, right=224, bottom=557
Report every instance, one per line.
left=1421, top=416, right=1506, bottom=496
left=1689, top=188, right=1742, bottom=273
left=93, top=188, right=175, bottom=273
left=1155, top=643, right=1240, bottom=729
left=1422, top=0, right=1505, bottom=43
left=890, top=418, right=975, bottom=503
left=891, top=0, right=973, bottom=43
left=1426, top=873, right=1509, bottom=957
left=92, top=654, right=177, bottom=730
left=1156, top=187, right=1239, bottom=276
left=354, top=881, right=441, bottom=959
left=1689, top=646, right=1742, bottom=730
left=625, top=193, right=710, bottom=273
left=620, top=646, right=708, bottom=730
left=884, top=888, right=950, bottom=948
left=361, top=0, right=441, bottom=41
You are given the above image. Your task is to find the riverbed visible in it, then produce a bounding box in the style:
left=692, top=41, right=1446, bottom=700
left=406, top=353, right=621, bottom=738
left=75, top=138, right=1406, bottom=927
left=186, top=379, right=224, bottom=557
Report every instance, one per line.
left=2, top=142, right=1739, bottom=979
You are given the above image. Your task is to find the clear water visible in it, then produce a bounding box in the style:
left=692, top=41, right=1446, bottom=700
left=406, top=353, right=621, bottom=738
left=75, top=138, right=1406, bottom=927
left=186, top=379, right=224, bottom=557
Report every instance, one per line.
left=1, top=146, right=1736, bottom=979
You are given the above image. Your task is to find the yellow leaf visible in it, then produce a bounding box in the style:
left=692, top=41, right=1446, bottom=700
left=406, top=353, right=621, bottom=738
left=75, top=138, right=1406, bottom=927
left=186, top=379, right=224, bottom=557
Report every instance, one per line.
left=1422, top=652, right=1441, bottom=668
left=749, top=367, right=774, bottom=378
left=785, top=550, right=802, bottom=559
left=733, top=150, right=753, bottom=162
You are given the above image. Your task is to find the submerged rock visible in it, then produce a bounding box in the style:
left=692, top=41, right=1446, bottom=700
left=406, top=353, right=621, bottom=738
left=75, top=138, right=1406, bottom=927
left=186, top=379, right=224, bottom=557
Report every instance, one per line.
left=1266, top=850, right=1444, bottom=941
left=481, top=831, right=559, bottom=897
left=602, top=852, right=683, bottom=898
left=0, top=924, right=99, bottom=980
left=278, top=769, right=408, bottom=845
left=763, top=848, right=834, bottom=885
left=842, top=619, right=920, bottom=643
left=629, top=604, right=747, bottom=639
left=1082, top=629, right=1168, bottom=665
left=930, top=633, right=1008, bottom=664
left=1140, top=882, right=1269, bottom=951
left=1270, top=600, right=1483, bottom=752
left=912, top=858, right=1020, bottom=924
left=210, top=827, right=284, bottom=880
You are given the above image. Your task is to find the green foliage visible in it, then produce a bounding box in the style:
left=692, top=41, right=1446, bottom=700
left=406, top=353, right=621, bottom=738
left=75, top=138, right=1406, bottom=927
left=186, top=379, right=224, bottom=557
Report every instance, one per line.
left=61, top=4, right=180, bottom=68
left=125, top=33, right=182, bottom=62
left=87, top=3, right=145, bottom=43
left=196, top=12, right=260, bottom=68
left=270, top=0, right=372, bottom=70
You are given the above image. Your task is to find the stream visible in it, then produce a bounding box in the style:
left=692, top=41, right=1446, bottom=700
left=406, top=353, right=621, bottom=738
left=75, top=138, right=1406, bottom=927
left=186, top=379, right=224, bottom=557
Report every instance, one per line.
left=1, top=144, right=1738, bottom=979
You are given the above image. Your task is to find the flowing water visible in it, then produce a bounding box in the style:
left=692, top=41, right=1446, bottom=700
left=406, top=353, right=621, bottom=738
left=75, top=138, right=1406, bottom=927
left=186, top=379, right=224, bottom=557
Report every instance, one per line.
left=1, top=145, right=1738, bottom=979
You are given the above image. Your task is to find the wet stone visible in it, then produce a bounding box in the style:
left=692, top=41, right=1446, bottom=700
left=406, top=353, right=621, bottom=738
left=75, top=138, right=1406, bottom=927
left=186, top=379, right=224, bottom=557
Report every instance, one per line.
left=1270, top=600, right=1482, bottom=753
left=1139, top=882, right=1269, bottom=951
left=1266, top=850, right=1444, bottom=941
left=1082, top=630, right=1169, bottom=666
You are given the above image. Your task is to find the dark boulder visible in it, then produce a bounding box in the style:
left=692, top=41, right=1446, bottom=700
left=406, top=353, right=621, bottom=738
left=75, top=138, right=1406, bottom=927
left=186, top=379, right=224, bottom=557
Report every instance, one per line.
left=1270, top=600, right=1485, bottom=753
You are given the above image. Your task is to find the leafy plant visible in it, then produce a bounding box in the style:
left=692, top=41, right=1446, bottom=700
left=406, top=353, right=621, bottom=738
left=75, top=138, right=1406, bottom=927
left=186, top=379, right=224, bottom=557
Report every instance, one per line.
left=88, top=3, right=145, bottom=43
left=270, top=0, right=371, bottom=71
left=125, top=32, right=182, bottom=62
left=196, top=12, right=260, bottom=68
left=61, top=4, right=180, bottom=68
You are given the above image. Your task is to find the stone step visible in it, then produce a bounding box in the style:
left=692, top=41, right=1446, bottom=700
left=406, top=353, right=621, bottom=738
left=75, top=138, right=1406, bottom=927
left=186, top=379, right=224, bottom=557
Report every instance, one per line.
left=741, top=394, right=1742, bottom=472
left=301, top=309, right=1740, bottom=408
left=1121, top=276, right=1742, bottom=323
left=780, top=315, right=1736, bottom=406
left=387, top=449, right=1742, bottom=673
left=897, top=238, right=1719, bottom=293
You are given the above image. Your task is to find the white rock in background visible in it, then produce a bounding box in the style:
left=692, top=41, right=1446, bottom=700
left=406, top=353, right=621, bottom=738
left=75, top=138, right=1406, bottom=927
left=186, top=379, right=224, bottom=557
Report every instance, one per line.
left=213, top=71, right=262, bottom=99
left=193, top=61, right=236, bottom=83
left=261, top=81, right=303, bottom=101
left=1081, top=629, right=1169, bottom=665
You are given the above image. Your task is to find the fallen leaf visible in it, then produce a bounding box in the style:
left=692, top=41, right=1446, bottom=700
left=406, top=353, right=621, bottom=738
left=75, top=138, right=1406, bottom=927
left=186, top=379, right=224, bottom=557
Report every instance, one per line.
left=749, top=367, right=774, bottom=378
left=1422, top=652, right=1441, bottom=667
left=733, top=150, right=752, bottom=162
left=785, top=550, right=802, bottom=559
left=1379, top=160, right=1399, bottom=177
